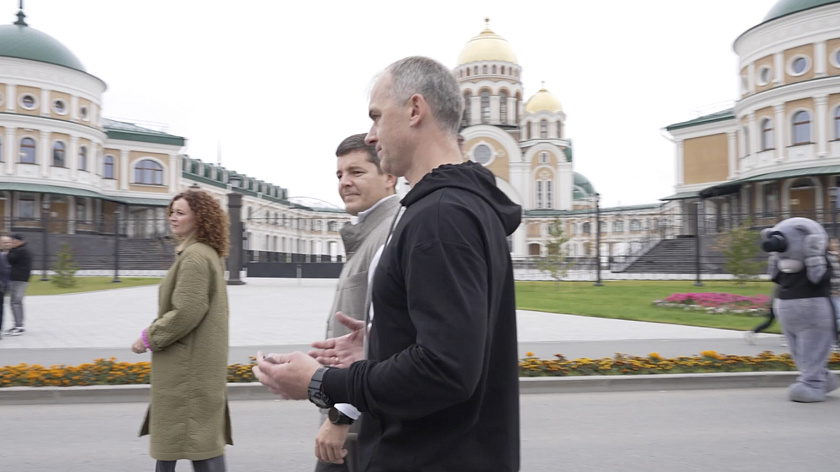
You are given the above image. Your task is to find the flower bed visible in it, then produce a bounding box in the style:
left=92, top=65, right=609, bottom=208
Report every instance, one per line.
left=519, top=350, right=840, bottom=377
left=652, top=292, right=770, bottom=315
left=1, top=352, right=839, bottom=387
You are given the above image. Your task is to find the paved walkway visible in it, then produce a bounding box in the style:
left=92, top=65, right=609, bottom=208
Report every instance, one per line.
left=0, top=277, right=786, bottom=367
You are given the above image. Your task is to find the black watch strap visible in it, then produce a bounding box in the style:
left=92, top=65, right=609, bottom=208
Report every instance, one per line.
left=307, top=366, right=333, bottom=408
left=328, top=406, right=355, bottom=425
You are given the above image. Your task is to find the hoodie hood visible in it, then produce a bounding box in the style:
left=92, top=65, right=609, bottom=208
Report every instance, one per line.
left=402, top=161, right=521, bottom=236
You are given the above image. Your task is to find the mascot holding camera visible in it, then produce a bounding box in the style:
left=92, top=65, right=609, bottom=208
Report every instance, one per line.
left=761, top=217, right=839, bottom=402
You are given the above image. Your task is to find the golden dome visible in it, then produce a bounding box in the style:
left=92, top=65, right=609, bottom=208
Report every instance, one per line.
left=457, top=18, right=518, bottom=66
left=524, top=84, right=562, bottom=114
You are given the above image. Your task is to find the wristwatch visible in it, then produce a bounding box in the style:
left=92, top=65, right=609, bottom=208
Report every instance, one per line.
left=328, top=406, right=355, bottom=425
left=307, top=366, right=333, bottom=408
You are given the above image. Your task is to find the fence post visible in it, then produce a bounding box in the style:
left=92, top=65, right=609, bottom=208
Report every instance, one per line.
left=40, top=198, right=49, bottom=281
left=227, top=192, right=245, bottom=285
left=113, top=210, right=121, bottom=283
left=694, top=201, right=703, bottom=287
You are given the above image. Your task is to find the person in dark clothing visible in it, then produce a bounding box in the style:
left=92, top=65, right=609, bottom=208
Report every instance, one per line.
left=0, top=235, right=12, bottom=339
left=253, top=56, right=522, bottom=471
left=6, top=233, right=32, bottom=336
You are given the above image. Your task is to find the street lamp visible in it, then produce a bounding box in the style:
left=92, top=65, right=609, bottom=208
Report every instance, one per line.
left=593, top=192, right=603, bottom=287
left=227, top=191, right=245, bottom=285
left=40, top=196, right=49, bottom=281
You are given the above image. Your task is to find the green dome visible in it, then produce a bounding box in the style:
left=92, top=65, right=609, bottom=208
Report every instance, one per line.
left=0, top=21, right=86, bottom=72
left=572, top=172, right=596, bottom=200
left=763, top=0, right=840, bottom=22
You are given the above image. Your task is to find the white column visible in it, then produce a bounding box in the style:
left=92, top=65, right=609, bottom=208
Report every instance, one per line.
left=5, top=84, right=14, bottom=112
left=120, top=149, right=130, bottom=190
left=727, top=131, right=737, bottom=179
left=40, top=131, right=50, bottom=177
left=168, top=153, right=178, bottom=192
left=774, top=104, right=785, bottom=161
left=490, top=96, right=500, bottom=124
left=774, top=52, right=784, bottom=86
left=815, top=95, right=828, bottom=158
left=815, top=41, right=827, bottom=77
left=40, top=89, right=50, bottom=116
left=69, top=135, right=79, bottom=180
left=4, top=126, right=14, bottom=174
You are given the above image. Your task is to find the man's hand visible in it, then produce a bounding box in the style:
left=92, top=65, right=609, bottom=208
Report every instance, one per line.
left=315, top=420, right=350, bottom=464
left=309, top=312, right=365, bottom=367
left=131, top=337, right=147, bottom=354
left=252, top=351, right=321, bottom=400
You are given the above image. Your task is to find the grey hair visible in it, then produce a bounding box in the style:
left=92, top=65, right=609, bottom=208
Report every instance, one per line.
left=335, top=133, right=382, bottom=173
left=384, top=56, right=463, bottom=136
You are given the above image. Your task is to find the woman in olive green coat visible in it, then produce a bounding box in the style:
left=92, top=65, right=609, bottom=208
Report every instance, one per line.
left=132, top=189, right=233, bottom=472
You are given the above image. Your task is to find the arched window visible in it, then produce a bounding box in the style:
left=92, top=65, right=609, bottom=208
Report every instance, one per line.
left=52, top=141, right=66, bottom=167
left=480, top=91, right=490, bottom=124
left=134, top=159, right=164, bottom=185
left=103, top=155, right=115, bottom=179
left=761, top=118, right=773, bottom=151
left=501, top=66, right=506, bottom=75
left=582, top=222, right=591, bottom=235
left=613, top=220, right=624, bottom=232
left=535, top=178, right=553, bottom=209
left=474, top=66, right=478, bottom=75
left=499, top=90, right=508, bottom=123
left=630, top=219, right=642, bottom=231
left=492, top=65, right=497, bottom=74
left=540, top=120, right=548, bottom=139
left=328, top=221, right=338, bottom=232
left=462, top=91, right=472, bottom=126
left=536, top=181, right=542, bottom=209
left=557, top=121, right=562, bottom=139
left=482, top=65, right=487, bottom=74
left=792, top=110, right=811, bottom=145
left=546, top=181, right=553, bottom=209
left=835, top=107, right=840, bottom=140
left=78, top=146, right=88, bottom=171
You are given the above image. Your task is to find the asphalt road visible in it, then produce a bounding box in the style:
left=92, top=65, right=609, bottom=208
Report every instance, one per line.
left=1, top=388, right=837, bottom=471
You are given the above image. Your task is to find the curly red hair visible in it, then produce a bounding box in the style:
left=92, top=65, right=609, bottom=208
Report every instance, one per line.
left=168, top=189, right=230, bottom=257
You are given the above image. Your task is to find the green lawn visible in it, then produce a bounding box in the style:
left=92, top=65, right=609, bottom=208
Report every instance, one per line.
left=516, top=280, right=777, bottom=333
left=24, top=277, right=161, bottom=296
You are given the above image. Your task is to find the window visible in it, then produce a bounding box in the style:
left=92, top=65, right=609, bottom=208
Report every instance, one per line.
left=76, top=200, right=87, bottom=222
left=474, top=66, right=478, bottom=75
left=492, top=65, right=496, bottom=74
left=757, top=66, right=772, bottom=86
left=19, top=93, right=37, bottom=110
left=536, top=181, right=542, bottom=209
left=19, top=137, right=36, bottom=163
left=462, top=91, right=471, bottom=126
left=546, top=181, right=552, bottom=209
left=540, top=152, right=548, bottom=164
left=80, top=106, right=88, bottom=120
left=482, top=65, right=487, bottom=74
left=52, top=99, right=67, bottom=115
left=762, top=184, right=776, bottom=216
left=134, top=159, right=164, bottom=185
left=499, top=90, right=507, bottom=123
left=501, top=66, right=506, bottom=75
left=473, top=144, right=492, bottom=165
left=328, top=221, right=338, bottom=232
left=78, top=146, right=88, bottom=171
left=103, top=155, right=115, bottom=179
left=630, top=219, right=642, bottom=231
left=761, top=118, right=773, bottom=151
left=582, top=222, right=591, bottom=235
left=480, top=91, right=490, bottom=124
left=834, top=107, right=840, bottom=140
left=556, top=121, right=562, bottom=139
left=789, top=56, right=808, bottom=76
left=834, top=48, right=840, bottom=68
left=540, top=120, right=548, bottom=139
left=52, top=141, right=66, bottom=167
left=613, top=220, right=624, bottom=232
left=792, top=110, right=811, bottom=145
left=18, top=194, right=35, bottom=219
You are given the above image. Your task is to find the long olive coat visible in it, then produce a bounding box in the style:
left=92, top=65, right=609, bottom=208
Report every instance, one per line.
left=140, top=238, right=233, bottom=461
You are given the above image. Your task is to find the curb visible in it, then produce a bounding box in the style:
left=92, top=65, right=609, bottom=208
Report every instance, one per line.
left=0, top=372, right=800, bottom=405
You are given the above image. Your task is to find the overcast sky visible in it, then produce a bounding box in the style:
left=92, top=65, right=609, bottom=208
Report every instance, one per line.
left=16, top=0, right=779, bottom=208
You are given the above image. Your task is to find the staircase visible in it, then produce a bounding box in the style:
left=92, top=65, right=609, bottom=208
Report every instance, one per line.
left=617, top=238, right=721, bottom=274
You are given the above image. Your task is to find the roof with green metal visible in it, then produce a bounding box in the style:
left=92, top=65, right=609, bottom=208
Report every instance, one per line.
left=762, top=0, right=840, bottom=23
left=0, top=16, right=86, bottom=72
left=103, top=118, right=185, bottom=146
left=665, top=109, right=734, bottom=131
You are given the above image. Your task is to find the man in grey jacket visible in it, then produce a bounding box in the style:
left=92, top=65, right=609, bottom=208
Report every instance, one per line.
left=312, top=133, right=398, bottom=471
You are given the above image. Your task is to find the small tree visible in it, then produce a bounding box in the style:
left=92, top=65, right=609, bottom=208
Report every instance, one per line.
left=718, top=218, right=762, bottom=285
left=51, top=243, right=78, bottom=288
left=536, top=218, right=573, bottom=288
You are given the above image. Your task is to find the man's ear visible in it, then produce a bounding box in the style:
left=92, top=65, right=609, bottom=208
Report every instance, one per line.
left=385, top=174, right=397, bottom=192
left=407, top=94, right=426, bottom=127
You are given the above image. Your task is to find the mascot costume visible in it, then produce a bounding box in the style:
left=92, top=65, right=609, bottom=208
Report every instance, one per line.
left=761, top=217, right=839, bottom=402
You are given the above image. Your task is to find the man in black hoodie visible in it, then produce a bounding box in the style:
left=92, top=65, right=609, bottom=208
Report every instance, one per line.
left=254, top=56, right=522, bottom=471
left=6, top=234, right=32, bottom=336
